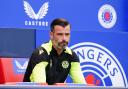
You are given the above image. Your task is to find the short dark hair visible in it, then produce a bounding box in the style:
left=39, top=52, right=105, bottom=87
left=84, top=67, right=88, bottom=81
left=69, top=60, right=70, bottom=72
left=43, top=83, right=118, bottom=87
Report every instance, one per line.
left=50, top=18, right=70, bottom=32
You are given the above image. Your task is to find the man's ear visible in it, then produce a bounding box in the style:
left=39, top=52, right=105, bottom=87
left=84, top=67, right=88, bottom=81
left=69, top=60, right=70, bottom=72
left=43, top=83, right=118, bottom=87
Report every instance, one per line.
left=50, top=31, right=53, bottom=40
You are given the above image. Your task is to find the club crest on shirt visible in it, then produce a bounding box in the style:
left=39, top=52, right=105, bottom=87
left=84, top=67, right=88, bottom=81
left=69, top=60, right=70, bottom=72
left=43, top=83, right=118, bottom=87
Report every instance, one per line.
left=62, top=61, right=69, bottom=69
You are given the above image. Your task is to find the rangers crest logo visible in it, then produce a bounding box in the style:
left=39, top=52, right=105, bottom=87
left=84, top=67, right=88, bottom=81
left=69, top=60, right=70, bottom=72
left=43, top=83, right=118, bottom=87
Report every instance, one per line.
left=98, top=4, right=117, bottom=29
left=70, top=42, right=127, bottom=86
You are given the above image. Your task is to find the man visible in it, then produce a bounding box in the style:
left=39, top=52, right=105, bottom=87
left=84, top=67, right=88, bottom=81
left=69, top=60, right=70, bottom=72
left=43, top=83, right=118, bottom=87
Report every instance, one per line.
left=23, top=18, right=86, bottom=85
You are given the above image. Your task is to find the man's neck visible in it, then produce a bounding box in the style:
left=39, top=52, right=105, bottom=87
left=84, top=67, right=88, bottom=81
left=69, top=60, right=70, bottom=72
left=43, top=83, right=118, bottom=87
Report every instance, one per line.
left=53, top=46, right=63, bottom=55
left=57, top=49, right=63, bottom=55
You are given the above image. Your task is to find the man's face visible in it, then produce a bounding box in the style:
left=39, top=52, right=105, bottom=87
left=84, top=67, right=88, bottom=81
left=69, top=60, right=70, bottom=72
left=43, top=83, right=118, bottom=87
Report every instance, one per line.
left=50, top=25, right=70, bottom=50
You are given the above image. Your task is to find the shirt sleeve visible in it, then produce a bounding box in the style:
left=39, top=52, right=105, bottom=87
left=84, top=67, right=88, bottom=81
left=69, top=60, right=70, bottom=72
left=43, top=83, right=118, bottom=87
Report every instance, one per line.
left=69, top=52, right=86, bottom=84
left=23, top=47, right=49, bottom=83
left=30, top=62, right=48, bottom=83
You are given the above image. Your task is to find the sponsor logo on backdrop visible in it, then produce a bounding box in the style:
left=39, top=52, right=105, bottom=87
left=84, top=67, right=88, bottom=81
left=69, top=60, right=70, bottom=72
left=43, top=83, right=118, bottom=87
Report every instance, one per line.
left=13, top=58, right=28, bottom=74
left=70, top=42, right=127, bottom=86
left=98, top=4, right=117, bottom=29
left=23, top=1, right=49, bottom=27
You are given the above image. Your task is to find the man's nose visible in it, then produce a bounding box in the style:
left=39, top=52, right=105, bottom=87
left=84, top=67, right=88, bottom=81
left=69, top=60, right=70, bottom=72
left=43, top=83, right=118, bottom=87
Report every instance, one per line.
left=62, top=35, right=66, bottom=40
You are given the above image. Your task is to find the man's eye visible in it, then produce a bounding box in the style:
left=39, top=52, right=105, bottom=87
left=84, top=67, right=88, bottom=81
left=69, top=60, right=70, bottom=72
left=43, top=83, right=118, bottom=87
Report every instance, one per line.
left=57, top=33, right=63, bottom=35
left=65, top=33, right=70, bottom=36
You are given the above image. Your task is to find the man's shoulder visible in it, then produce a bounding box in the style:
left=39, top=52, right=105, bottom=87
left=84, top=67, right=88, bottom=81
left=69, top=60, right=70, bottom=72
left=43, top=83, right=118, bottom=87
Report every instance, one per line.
left=65, top=47, right=75, bottom=55
left=31, top=47, right=46, bottom=56
left=40, top=40, right=52, bottom=55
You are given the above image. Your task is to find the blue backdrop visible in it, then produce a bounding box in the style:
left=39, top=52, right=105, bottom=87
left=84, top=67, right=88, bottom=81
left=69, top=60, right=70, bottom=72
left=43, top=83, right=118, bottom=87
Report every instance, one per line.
left=0, top=0, right=128, bottom=87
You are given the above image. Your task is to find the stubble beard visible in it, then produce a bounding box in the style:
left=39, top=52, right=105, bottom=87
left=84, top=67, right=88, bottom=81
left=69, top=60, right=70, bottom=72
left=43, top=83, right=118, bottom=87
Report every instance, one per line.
left=58, top=40, right=68, bottom=50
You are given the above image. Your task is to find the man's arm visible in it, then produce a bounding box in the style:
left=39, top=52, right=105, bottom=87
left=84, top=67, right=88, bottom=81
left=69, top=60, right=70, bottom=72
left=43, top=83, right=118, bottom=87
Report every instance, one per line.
left=24, top=47, right=49, bottom=83
left=69, top=51, right=86, bottom=84
left=69, top=62, right=86, bottom=84
left=30, top=62, right=48, bottom=83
